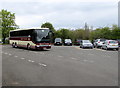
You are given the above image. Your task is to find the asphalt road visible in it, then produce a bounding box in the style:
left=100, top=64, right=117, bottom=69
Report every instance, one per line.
left=2, top=45, right=118, bottom=86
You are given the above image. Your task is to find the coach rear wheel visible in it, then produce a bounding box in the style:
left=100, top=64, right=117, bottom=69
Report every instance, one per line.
left=12, top=43, right=15, bottom=48
left=27, top=44, right=31, bottom=50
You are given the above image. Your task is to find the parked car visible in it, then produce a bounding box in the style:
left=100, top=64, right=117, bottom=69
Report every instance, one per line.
left=94, top=39, right=106, bottom=48
left=64, top=39, right=72, bottom=46
left=80, top=40, right=93, bottom=49
left=0, top=41, right=2, bottom=44
left=116, top=39, right=120, bottom=47
left=101, top=40, right=119, bottom=50
left=74, top=39, right=82, bottom=46
left=54, top=38, right=62, bottom=46
left=0, top=39, right=2, bottom=44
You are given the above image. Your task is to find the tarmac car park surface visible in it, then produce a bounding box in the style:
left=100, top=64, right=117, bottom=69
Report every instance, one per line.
left=2, top=45, right=118, bottom=86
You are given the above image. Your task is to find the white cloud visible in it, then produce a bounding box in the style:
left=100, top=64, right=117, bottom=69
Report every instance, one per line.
left=16, top=15, right=44, bottom=28
left=1, top=0, right=119, bottom=2
left=0, top=0, right=118, bottom=29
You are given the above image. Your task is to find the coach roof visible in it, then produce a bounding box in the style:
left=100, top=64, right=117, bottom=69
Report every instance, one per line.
left=10, top=28, right=49, bottom=32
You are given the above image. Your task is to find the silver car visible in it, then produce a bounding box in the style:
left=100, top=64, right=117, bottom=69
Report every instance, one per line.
left=80, top=40, right=93, bottom=49
left=102, top=40, right=119, bottom=50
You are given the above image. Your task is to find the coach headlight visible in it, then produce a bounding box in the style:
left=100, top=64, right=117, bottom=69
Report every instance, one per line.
left=36, top=45, right=40, bottom=47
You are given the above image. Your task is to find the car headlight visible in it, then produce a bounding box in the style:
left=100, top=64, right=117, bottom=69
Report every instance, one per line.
left=83, top=44, right=87, bottom=46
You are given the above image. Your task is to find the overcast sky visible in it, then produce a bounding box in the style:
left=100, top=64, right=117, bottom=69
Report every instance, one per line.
left=0, top=0, right=119, bottom=29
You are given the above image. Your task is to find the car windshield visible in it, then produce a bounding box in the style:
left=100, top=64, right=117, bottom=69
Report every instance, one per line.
left=55, top=38, right=61, bottom=42
left=35, top=29, right=49, bottom=42
left=100, top=39, right=106, bottom=42
left=83, top=40, right=91, bottom=43
left=77, top=40, right=82, bottom=42
left=109, top=41, right=118, bottom=44
left=65, top=39, right=71, bottom=42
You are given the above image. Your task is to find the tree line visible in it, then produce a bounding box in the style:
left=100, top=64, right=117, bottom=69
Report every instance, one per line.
left=41, top=22, right=120, bottom=43
left=0, top=9, right=120, bottom=44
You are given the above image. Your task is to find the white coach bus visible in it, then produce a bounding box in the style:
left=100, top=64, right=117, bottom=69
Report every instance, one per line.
left=9, top=28, right=53, bottom=50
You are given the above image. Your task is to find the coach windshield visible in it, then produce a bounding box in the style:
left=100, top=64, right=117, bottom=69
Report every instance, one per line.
left=34, top=29, right=50, bottom=42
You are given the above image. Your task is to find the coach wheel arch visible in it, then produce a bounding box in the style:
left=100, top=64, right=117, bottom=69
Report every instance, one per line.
left=14, top=42, right=18, bottom=48
left=27, top=43, right=31, bottom=49
left=12, top=42, right=15, bottom=47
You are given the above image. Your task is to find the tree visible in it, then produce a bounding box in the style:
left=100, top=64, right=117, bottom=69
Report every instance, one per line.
left=100, top=27, right=111, bottom=39
left=0, top=9, right=19, bottom=43
left=59, top=29, right=71, bottom=42
left=41, top=22, right=56, bottom=43
left=41, top=22, right=55, bottom=32
left=111, top=25, right=120, bottom=39
left=73, top=29, right=85, bottom=40
left=54, top=30, right=62, bottom=38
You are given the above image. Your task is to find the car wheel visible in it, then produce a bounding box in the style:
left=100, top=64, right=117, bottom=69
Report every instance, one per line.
left=101, top=46, right=103, bottom=49
left=116, top=48, right=119, bottom=51
left=105, top=46, right=108, bottom=50
left=82, top=46, right=84, bottom=49
left=96, top=45, right=98, bottom=48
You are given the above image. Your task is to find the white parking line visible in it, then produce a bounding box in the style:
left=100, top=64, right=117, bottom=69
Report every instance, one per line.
left=28, top=60, right=35, bottom=63
left=5, top=53, right=8, bottom=54
left=28, top=60, right=32, bottom=62
left=14, top=56, right=18, bottom=58
left=8, top=54, right=12, bottom=56
left=31, top=60, right=35, bottom=63
left=71, top=57, right=77, bottom=60
left=58, top=55, right=63, bottom=58
left=41, top=64, right=47, bottom=67
left=38, top=63, right=47, bottom=67
left=83, top=59, right=94, bottom=63
left=21, top=58, right=25, bottom=60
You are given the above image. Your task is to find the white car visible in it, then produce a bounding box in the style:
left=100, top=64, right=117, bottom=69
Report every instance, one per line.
left=54, top=38, right=62, bottom=46
left=64, top=39, right=72, bottom=46
left=94, top=39, right=106, bottom=48
left=102, top=40, right=119, bottom=50
left=80, top=40, right=93, bottom=49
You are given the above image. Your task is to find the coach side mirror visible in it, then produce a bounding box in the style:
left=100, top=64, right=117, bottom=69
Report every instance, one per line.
left=52, top=32, right=54, bottom=36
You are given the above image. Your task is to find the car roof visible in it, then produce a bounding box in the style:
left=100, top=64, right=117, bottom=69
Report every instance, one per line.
left=82, top=40, right=90, bottom=41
